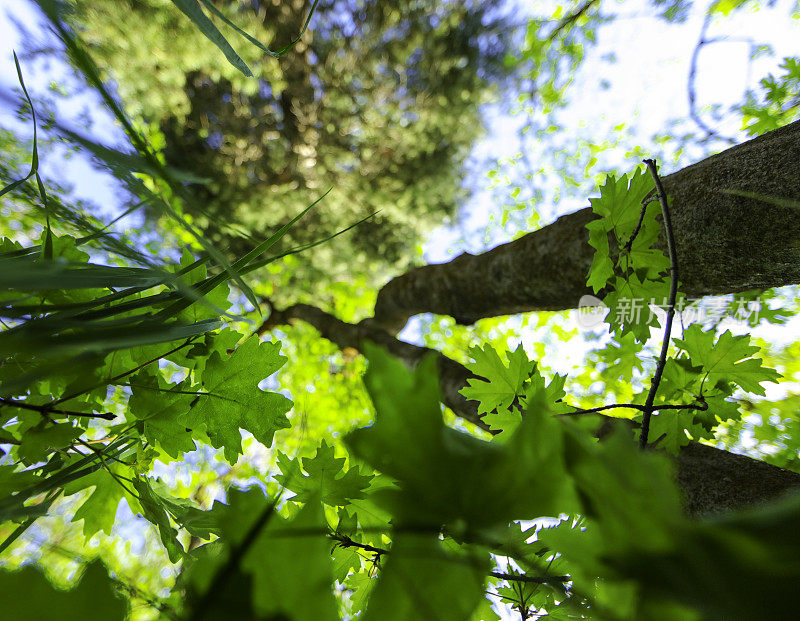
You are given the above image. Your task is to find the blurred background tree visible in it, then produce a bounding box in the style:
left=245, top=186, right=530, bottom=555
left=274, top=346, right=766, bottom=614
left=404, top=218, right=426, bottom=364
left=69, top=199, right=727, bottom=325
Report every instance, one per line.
left=57, top=0, right=516, bottom=305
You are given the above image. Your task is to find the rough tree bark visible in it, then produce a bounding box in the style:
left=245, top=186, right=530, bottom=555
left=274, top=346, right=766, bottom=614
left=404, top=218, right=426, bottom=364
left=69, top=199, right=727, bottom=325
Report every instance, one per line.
left=259, top=305, right=800, bottom=518
left=370, top=120, right=800, bottom=332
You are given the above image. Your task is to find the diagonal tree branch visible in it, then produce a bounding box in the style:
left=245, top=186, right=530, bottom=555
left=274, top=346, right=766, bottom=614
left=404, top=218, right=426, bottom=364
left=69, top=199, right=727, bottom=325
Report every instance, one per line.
left=258, top=302, right=489, bottom=431
left=370, top=120, right=800, bottom=332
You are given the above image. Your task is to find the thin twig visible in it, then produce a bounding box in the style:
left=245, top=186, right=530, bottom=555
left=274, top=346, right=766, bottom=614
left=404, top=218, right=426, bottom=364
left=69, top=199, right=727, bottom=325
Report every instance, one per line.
left=121, top=382, right=211, bottom=396
left=490, top=571, right=570, bottom=585
left=51, top=337, right=198, bottom=406
left=548, top=0, right=598, bottom=42
left=687, top=12, right=737, bottom=144
left=0, top=396, right=116, bottom=420
left=623, top=188, right=658, bottom=252
left=330, top=532, right=388, bottom=557
left=329, top=533, right=570, bottom=585
left=559, top=400, right=707, bottom=417
left=639, top=159, right=680, bottom=449
left=72, top=436, right=138, bottom=497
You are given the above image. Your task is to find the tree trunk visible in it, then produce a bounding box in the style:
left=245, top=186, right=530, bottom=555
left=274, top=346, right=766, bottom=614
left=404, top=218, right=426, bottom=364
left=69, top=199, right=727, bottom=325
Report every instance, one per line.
left=260, top=305, right=800, bottom=517
left=676, top=442, right=800, bottom=518
left=371, top=120, right=800, bottom=332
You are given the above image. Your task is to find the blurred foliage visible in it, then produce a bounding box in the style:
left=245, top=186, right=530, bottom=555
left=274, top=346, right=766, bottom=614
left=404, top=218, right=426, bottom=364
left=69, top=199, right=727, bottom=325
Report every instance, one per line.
left=56, top=0, right=518, bottom=303
left=3, top=0, right=800, bottom=619
left=741, top=55, right=800, bottom=135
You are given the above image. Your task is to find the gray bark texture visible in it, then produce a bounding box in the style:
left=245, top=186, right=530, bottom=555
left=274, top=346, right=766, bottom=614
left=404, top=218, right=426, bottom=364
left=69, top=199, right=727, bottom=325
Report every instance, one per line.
left=371, top=120, right=800, bottom=332
left=260, top=305, right=800, bottom=518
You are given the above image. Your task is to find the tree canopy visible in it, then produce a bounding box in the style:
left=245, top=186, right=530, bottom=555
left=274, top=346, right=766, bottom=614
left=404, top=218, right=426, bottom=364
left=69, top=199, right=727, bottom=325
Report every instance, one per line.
left=60, top=0, right=515, bottom=301
left=2, top=0, right=800, bottom=619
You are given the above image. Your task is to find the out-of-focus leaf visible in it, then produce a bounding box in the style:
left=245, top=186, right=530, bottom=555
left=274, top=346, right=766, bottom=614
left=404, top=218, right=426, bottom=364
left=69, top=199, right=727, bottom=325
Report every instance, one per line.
left=0, top=561, right=126, bottom=620
left=364, top=534, right=488, bottom=621
left=171, top=0, right=253, bottom=76
left=347, top=344, right=578, bottom=530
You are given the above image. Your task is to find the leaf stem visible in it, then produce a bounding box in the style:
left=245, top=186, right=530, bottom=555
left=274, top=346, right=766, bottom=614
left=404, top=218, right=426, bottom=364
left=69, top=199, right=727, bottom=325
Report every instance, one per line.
left=639, top=158, right=680, bottom=449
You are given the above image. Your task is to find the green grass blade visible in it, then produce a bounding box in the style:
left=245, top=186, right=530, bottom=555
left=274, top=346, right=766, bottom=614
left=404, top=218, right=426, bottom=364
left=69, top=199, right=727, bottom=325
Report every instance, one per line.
left=198, top=0, right=320, bottom=59
left=0, top=259, right=171, bottom=290
left=35, top=1, right=258, bottom=306
left=242, top=211, right=378, bottom=274
left=4, top=53, right=53, bottom=259
left=274, top=0, right=320, bottom=56
left=171, top=0, right=253, bottom=76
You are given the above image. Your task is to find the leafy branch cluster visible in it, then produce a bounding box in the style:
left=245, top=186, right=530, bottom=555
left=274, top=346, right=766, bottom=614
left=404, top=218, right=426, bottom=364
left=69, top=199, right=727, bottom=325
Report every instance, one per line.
left=1, top=1, right=799, bottom=620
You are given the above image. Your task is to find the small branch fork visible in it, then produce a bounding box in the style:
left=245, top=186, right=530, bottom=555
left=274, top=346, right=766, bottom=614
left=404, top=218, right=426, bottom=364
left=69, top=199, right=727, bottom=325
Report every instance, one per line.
left=687, top=12, right=738, bottom=145
left=328, top=532, right=570, bottom=585
left=639, top=158, right=680, bottom=449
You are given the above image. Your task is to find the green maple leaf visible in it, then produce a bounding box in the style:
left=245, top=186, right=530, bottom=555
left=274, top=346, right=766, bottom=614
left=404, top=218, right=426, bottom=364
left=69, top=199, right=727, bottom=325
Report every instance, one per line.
left=700, top=392, right=742, bottom=427
left=588, top=168, right=655, bottom=240
left=586, top=168, right=671, bottom=312
left=275, top=440, right=373, bottom=506
left=622, top=244, right=671, bottom=280
left=603, top=273, right=669, bottom=342
left=0, top=561, right=126, bottom=620
left=654, top=357, right=704, bottom=404
left=63, top=464, right=142, bottom=538
left=481, top=408, right=524, bottom=438
left=483, top=371, right=571, bottom=439
left=674, top=325, right=780, bottom=395
left=648, top=410, right=709, bottom=454
left=332, top=545, right=362, bottom=583
left=620, top=199, right=670, bottom=279
left=183, top=336, right=292, bottom=462
left=165, top=327, right=242, bottom=374
left=586, top=219, right=614, bottom=293
left=128, top=371, right=197, bottom=458
left=460, top=344, right=535, bottom=415
left=16, top=421, right=83, bottom=464
left=346, top=571, right=376, bottom=616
